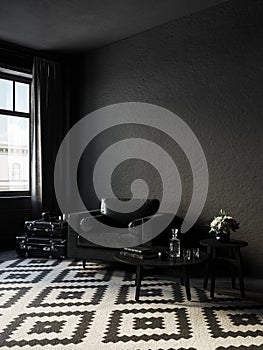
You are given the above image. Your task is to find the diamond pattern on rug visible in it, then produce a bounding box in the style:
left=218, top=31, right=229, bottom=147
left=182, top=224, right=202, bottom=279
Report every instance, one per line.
left=67, top=260, right=107, bottom=268
left=203, top=306, right=263, bottom=338
left=0, top=269, right=51, bottom=284
left=133, top=316, right=165, bottom=330
left=7, top=258, right=61, bottom=268
left=103, top=307, right=192, bottom=343
left=229, top=313, right=261, bottom=326
left=52, top=267, right=113, bottom=283
left=0, top=257, right=263, bottom=350
left=28, top=320, right=66, bottom=334
left=0, top=310, right=95, bottom=347
left=115, top=282, right=184, bottom=304
left=0, top=287, right=31, bottom=308
left=29, top=285, right=108, bottom=307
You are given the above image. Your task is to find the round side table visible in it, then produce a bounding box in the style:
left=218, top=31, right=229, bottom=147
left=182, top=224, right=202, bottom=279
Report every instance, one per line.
left=200, top=238, right=248, bottom=298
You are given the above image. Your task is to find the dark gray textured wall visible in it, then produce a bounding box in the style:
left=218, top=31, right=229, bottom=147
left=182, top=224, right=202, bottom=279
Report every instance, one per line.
left=70, top=0, right=263, bottom=276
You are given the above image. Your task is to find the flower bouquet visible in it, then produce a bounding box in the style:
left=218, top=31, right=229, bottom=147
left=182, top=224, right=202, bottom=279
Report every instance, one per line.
left=210, top=209, right=239, bottom=242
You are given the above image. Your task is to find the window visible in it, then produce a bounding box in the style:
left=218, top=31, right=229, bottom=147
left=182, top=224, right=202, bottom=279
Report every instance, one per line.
left=12, top=163, right=21, bottom=181
left=0, top=68, right=31, bottom=193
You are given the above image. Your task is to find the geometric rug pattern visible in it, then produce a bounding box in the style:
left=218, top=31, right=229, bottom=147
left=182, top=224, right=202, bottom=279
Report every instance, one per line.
left=0, top=258, right=263, bottom=350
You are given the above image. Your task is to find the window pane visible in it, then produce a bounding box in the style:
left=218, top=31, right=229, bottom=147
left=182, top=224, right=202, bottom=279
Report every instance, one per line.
left=15, top=82, right=30, bottom=113
left=0, top=78, right=13, bottom=110
left=0, top=114, right=29, bottom=191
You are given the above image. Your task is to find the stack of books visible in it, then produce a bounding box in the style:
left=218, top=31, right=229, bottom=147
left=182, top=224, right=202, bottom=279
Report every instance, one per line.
left=120, top=246, right=157, bottom=260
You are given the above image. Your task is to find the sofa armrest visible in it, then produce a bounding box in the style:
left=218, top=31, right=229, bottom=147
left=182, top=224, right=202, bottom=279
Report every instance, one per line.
left=68, top=209, right=101, bottom=220
left=79, top=214, right=105, bottom=233
left=68, top=210, right=103, bottom=231
left=128, top=213, right=182, bottom=245
left=129, top=213, right=181, bottom=227
left=129, top=212, right=168, bottom=225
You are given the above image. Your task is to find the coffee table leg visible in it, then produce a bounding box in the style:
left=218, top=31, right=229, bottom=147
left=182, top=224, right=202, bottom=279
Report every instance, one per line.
left=135, top=264, right=142, bottom=301
left=82, top=260, right=86, bottom=269
left=182, top=266, right=191, bottom=301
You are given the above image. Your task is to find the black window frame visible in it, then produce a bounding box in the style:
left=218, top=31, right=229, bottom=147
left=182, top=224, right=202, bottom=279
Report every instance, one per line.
left=0, top=70, right=31, bottom=196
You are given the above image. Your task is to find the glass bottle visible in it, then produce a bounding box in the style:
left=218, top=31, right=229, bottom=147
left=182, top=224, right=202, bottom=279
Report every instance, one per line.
left=169, top=228, right=181, bottom=259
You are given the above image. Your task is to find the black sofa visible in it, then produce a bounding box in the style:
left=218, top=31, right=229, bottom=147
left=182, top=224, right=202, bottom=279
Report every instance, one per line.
left=67, top=198, right=183, bottom=267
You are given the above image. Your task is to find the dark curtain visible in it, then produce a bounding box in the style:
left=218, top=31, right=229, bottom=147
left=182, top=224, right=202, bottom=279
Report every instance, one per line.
left=31, top=57, right=69, bottom=217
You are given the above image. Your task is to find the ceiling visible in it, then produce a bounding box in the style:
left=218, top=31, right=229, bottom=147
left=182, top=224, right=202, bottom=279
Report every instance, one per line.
left=0, top=0, right=227, bottom=52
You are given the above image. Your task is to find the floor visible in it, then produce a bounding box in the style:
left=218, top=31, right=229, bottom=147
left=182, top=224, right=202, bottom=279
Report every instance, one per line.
left=0, top=249, right=262, bottom=302
left=0, top=249, right=17, bottom=261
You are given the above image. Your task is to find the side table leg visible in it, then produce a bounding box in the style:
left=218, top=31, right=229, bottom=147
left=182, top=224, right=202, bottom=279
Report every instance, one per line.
left=230, top=247, right=236, bottom=289
left=231, top=268, right=236, bottom=289
left=210, top=248, right=216, bottom=299
left=182, top=266, right=191, bottom=301
left=203, top=247, right=211, bottom=289
left=135, top=264, right=142, bottom=301
left=203, top=262, right=209, bottom=289
left=236, top=248, right=245, bottom=298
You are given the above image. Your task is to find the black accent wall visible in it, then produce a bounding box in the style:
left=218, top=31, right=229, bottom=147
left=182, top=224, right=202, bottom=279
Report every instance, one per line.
left=70, top=0, right=263, bottom=276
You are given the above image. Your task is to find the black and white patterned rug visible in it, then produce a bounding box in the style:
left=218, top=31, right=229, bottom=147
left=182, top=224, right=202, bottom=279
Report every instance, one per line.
left=0, top=258, right=262, bottom=350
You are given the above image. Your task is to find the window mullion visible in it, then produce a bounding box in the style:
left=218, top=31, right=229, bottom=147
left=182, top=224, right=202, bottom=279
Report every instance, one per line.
left=0, top=109, right=29, bottom=118
left=12, top=80, right=15, bottom=112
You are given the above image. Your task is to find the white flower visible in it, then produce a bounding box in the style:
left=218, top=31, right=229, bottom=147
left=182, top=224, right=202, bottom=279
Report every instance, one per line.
left=211, top=217, right=221, bottom=226
left=209, top=210, right=239, bottom=234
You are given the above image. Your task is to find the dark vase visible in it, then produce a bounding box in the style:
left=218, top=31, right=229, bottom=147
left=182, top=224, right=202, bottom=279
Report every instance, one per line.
left=215, top=231, right=230, bottom=243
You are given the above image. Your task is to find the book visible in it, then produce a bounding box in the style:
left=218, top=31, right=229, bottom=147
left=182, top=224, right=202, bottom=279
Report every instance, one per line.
left=120, top=249, right=157, bottom=260
left=120, top=250, right=158, bottom=260
left=119, top=251, right=144, bottom=260
left=123, top=246, right=152, bottom=255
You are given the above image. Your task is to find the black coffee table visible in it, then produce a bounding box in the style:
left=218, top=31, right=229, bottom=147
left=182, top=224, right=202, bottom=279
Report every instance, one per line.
left=114, top=248, right=207, bottom=301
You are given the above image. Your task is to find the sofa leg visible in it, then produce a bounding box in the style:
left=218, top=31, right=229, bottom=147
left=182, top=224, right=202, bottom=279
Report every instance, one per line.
left=82, top=260, right=86, bottom=269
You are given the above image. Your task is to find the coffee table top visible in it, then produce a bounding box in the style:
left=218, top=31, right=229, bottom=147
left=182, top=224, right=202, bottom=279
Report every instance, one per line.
left=114, top=247, right=207, bottom=267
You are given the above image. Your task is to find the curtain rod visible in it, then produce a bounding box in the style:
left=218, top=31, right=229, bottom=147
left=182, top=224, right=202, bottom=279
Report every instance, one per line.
left=0, top=40, right=64, bottom=62
left=0, top=40, right=35, bottom=59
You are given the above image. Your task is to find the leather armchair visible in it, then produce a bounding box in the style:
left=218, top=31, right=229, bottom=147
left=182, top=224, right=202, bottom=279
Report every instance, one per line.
left=67, top=198, right=182, bottom=266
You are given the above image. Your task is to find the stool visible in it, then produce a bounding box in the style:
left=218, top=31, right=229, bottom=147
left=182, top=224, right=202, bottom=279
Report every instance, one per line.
left=200, top=238, right=248, bottom=298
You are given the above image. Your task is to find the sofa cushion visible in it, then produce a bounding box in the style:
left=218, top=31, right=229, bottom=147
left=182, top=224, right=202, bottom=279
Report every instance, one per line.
left=101, top=198, right=160, bottom=226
